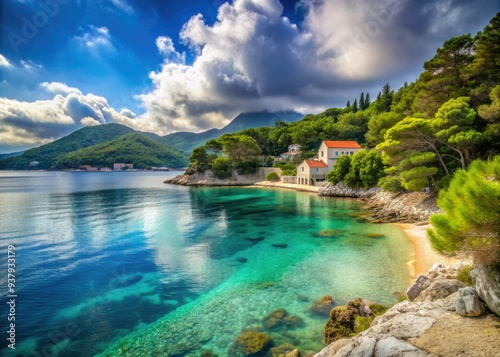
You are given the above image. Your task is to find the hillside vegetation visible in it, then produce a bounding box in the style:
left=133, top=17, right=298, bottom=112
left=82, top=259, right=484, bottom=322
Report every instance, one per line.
left=188, top=13, right=500, bottom=194
left=0, top=124, right=135, bottom=170
left=53, top=133, right=188, bottom=169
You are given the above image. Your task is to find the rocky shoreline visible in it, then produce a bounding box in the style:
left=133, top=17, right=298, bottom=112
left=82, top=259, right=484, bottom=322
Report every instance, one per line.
left=319, top=182, right=439, bottom=224
left=164, top=168, right=281, bottom=186
left=314, top=262, right=500, bottom=357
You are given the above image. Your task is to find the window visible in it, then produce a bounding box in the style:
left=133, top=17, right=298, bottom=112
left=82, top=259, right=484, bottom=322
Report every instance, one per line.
left=316, top=168, right=319, bottom=173
left=321, top=151, right=324, bottom=157
left=335, top=151, right=338, bottom=156
left=302, top=167, right=304, bottom=172
left=350, top=151, right=354, bottom=155
left=341, top=151, right=344, bottom=155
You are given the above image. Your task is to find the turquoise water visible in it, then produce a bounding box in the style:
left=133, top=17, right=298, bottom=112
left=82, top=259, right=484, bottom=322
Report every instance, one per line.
left=0, top=171, right=413, bottom=356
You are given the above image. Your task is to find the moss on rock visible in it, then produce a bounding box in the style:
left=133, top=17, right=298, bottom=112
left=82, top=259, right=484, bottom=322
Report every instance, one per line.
left=232, top=330, right=271, bottom=356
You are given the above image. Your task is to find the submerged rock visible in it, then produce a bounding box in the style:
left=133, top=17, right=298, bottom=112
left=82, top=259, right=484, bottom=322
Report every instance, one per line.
left=263, top=309, right=287, bottom=329
left=262, top=309, right=305, bottom=330
left=272, top=243, right=288, bottom=248
left=323, top=299, right=373, bottom=345
left=231, top=330, right=271, bottom=356
left=270, top=343, right=297, bottom=357
left=364, top=233, right=385, bottom=239
left=455, top=287, right=485, bottom=317
left=317, top=229, right=344, bottom=238
left=310, top=295, right=335, bottom=316
left=237, top=257, right=248, bottom=263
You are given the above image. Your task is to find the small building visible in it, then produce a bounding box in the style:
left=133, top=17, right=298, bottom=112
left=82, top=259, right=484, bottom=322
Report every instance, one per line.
left=114, top=163, right=134, bottom=170
left=280, top=143, right=302, bottom=161
left=81, top=165, right=98, bottom=172
left=297, top=160, right=328, bottom=186
left=29, top=161, right=40, bottom=166
left=318, top=141, right=362, bottom=171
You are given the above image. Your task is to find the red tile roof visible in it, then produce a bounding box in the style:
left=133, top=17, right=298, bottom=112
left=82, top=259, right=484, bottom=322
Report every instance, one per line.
left=323, top=140, right=361, bottom=149
left=305, top=160, right=328, bottom=168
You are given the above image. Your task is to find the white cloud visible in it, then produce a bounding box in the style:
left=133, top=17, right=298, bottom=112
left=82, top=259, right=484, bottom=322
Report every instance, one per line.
left=110, top=0, right=134, bottom=15
left=0, top=54, right=12, bottom=68
left=74, top=25, right=115, bottom=52
left=156, top=36, right=185, bottom=63
left=20, top=60, right=43, bottom=71
left=0, top=90, right=137, bottom=151
left=41, top=82, right=82, bottom=96
left=80, top=116, right=101, bottom=126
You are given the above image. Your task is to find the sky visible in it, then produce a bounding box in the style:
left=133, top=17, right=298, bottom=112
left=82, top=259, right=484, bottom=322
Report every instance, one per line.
left=0, top=0, right=498, bottom=153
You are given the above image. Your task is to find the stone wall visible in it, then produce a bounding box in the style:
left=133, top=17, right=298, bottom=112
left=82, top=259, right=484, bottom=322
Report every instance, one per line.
left=165, top=168, right=281, bottom=186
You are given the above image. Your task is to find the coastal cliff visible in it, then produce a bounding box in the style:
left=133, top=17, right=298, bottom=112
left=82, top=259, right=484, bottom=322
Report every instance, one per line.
left=314, top=262, right=500, bottom=357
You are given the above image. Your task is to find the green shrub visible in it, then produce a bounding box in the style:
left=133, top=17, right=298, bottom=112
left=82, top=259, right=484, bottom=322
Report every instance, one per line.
left=369, top=303, right=388, bottom=316
left=378, top=176, right=404, bottom=192
left=457, top=265, right=474, bottom=286
left=353, top=316, right=373, bottom=335
left=235, top=157, right=260, bottom=175
left=265, top=172, right=280, bottom=181
left=212, top=157, right=232, bottom=179
left=428, top=157, right=500, bottom=265
left=282, top=168, right=296, bottom=176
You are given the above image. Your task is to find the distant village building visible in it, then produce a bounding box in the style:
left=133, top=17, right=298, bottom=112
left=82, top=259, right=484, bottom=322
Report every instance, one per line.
left=280, top=143, right=302, bottom=161
left=29, top=161, right=40, bottom=166
left=81, top=165, right=98, bottom=172
left=297, top=160, right=328, bottom=186
left=317, top=141, right=362, bottom=171
left=113, top=163, right=134, bottom=170
left=297, top=140, right=362, bottom=187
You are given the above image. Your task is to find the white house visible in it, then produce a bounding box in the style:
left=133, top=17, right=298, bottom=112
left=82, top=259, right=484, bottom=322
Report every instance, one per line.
left=317, top=141, right=362, bottom=171
left=297, top=160, right=329, bottom=186
left=280, top=143, right=302, bottom=161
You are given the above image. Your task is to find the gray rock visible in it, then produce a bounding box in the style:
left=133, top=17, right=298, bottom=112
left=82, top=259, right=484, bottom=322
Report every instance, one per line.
left=414, top=279, right=466, bottom=302
left=370, top=313, right=435, bottom=339
left=428, top=263, right=445, bottom=278
left=406, top=275, right=431, bottom=301
left=471, top=264, right=500, bottom=316
left=374, top=337, right=428, bottom=357
left=455, top=287, right=485, bottom=317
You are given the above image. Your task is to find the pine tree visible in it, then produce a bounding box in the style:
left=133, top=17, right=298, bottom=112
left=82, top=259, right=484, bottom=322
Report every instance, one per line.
left=428, top=156, right=500, bottom=265
left=346, top=100, right=351, bottom=108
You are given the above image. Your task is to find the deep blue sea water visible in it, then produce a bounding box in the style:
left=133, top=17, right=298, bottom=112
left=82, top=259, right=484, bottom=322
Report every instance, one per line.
left=0, top=171, right=413, bottom=356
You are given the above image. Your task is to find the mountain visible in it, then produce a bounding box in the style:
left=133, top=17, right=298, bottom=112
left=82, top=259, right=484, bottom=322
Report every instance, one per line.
left=0, top=151, right=24, bottom=159
left=53, top=133, right=188, bottom=170
left=160, top=111, right=304, bottom=153
left=0, top=123, right=135, bottom=170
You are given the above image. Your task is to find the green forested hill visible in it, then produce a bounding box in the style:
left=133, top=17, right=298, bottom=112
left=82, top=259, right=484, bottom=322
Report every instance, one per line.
left=160, top=111, right=304, bottom=152
left=0, top=123, right=135, bottom=170
left=53, top=133, right=188, bottom=169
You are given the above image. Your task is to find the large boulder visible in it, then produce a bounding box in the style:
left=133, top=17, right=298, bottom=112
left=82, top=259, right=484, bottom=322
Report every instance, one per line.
left=406, top=275, right=432, bottom=301
left=324, top=299, right=372, bottom=344
left=455, top=287, right=485, bottom=317
left=471, top=264, right=500, bottom=316
left=413, top=279, right=466, bottom=302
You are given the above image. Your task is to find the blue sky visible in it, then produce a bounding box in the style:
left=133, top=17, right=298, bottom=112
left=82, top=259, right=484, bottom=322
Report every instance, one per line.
left=0, top=0, right=498, bottom=153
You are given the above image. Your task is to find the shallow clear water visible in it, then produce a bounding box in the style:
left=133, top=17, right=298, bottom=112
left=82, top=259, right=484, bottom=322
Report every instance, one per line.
left=0, top=171, right=413, bottom=356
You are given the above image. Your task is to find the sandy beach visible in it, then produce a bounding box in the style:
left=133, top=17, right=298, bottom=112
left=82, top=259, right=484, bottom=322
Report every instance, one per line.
left=395, top=223, right=455, bottom=277
left=253, top=180, right=320, bottom=193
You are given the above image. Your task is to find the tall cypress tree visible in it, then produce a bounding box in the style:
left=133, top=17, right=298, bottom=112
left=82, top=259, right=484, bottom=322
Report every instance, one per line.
left=365, top=93, right=371, bottom=108
left=359, top=92, right=365, bottom=111
left=352, top=99, right=359, bottom=113
left=346, top=100, right=351, bottom=108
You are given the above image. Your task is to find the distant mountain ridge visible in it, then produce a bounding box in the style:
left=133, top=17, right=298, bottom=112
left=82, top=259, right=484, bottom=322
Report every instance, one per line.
left=160, top=111, right=304, bottom=152
left=0, top=111, right=304, bottom=170
left=53, top=133, right=188, bottom=170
